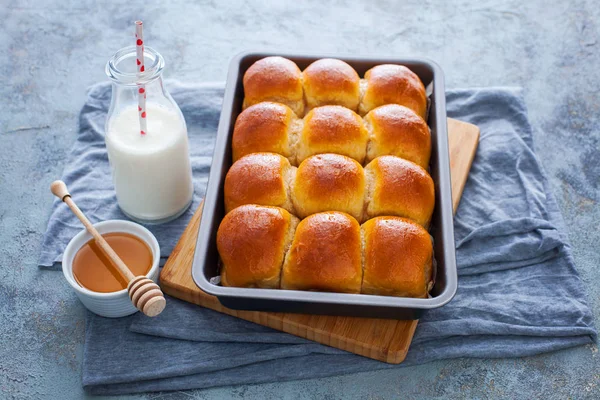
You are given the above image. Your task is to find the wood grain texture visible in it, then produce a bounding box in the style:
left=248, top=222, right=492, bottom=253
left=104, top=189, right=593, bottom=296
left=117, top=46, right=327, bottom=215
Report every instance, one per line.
left=447, top=118, right=480, bottom=213
left=160, top=117, right=479, bottom=364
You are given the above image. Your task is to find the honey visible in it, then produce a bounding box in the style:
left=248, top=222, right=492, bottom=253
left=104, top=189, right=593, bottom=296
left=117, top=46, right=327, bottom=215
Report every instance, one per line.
left=72, top=232, right=153, bottom=293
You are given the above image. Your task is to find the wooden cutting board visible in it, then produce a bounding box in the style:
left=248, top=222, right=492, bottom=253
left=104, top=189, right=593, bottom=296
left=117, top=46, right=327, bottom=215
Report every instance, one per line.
left=159, top=117, right=479, bottom=364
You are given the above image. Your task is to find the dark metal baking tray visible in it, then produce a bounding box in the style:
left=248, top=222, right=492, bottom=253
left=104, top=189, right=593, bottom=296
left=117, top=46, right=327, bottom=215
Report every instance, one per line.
left=191, top=50, right=457, bottom=319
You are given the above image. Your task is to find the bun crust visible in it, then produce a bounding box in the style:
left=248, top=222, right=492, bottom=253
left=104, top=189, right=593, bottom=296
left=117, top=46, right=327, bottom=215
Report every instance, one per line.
left=218, top=205, right=299, bottom=288
left=232, top=102, right=297, bottom=163
left=359, top=64, right=427, bottom=119
left=292, top=154, right=365, bottom=221
left=243, top=57, right=304, bottom=116
left=282, top=212, right=362, bottom=293
left=224, top=153, right=296, bottom=214
left=365, top=156, right=434, bottom=227
left=302, top=58, right=360, bottom=112
left=296, top=106, right=368, bottom=164
left=364, top=104, right=431, bottom=168
left=361, top=217, right=432, bottom=297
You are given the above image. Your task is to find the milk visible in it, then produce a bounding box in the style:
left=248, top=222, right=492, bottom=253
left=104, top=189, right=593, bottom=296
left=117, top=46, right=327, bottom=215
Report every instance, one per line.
left=106, top=104, right=193, bottom=223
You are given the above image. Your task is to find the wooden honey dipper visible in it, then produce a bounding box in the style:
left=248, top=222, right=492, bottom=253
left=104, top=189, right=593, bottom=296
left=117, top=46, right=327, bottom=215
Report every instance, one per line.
left=51, top=180, right=166, bottom=317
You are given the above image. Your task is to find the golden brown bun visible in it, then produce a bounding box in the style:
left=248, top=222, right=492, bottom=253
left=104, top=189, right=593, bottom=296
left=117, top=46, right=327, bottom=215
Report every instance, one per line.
left=243, top=57, right=304, bottom=116
left=232, top=102, right=300, bottom=164
left=361, top=217, right=432, bottom=297
left=364, top=156, right=434, bottom=227
left=359, top=64, right=427, bottom=119
left=218, top=205, right=299, bottom=288
left=302, top=58, right=360, bottom=112
left=364, top=104, right=431, bottom=168
left=296, top=106, right=368, bottom=164
left=224, top=153, right=296, bottom=214
left=282, top=212, right=362, bottom=293
left=292, top=154, right=365, bottom=221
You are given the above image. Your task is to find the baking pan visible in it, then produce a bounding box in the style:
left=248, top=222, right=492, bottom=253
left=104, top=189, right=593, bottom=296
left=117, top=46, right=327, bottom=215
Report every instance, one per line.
left=191, top=51, right=457, bottom=319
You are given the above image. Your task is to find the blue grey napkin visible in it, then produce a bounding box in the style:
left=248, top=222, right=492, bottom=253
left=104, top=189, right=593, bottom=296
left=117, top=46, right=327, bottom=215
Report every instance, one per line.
left=39, top=82, right=597, bottom=395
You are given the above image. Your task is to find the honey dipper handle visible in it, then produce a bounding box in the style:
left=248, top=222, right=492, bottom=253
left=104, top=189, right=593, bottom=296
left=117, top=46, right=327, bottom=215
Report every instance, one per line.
left=50, top=180, right=136, bottom=282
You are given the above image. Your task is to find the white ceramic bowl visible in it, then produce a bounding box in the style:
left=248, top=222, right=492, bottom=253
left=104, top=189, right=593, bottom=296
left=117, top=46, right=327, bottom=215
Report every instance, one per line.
left=62, top=220, right=160, bottom=318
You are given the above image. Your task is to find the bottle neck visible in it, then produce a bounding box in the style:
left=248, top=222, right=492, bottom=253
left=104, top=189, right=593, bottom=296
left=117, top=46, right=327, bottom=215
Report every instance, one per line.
left=106, top=45, right=177, bottom=117
left=111, top=76, right=166, bottom=96
left=108, top=74, right=179, bottom=121
left=106, top=45, right=164, bottom=87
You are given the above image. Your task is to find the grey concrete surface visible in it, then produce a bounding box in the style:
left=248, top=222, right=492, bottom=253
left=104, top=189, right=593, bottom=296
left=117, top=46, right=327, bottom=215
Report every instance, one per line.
left=1, top=0, right=599, bottom=398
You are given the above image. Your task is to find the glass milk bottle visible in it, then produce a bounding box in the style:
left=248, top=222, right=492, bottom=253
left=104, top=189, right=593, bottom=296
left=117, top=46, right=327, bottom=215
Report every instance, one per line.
left=105, top=46, right=193, bottom=224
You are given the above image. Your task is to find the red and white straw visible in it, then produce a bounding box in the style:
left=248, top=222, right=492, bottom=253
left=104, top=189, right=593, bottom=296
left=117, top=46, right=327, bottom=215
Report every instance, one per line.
left=135, top=20, right=147, bottom=135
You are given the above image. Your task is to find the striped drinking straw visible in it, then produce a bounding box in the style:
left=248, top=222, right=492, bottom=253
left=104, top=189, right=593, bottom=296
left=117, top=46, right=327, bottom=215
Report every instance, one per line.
left=135, top=20, right=147, bottom=135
